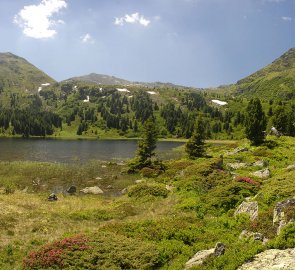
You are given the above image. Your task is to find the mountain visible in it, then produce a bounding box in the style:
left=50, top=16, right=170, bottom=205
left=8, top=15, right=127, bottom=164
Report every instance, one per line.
left=233, top=47, right=295, bottom=100
left=64, top=73, right=132, bottom=86
left=0, top=52, right=55, bottom=93
left=63, top=73, right=191, bottom=89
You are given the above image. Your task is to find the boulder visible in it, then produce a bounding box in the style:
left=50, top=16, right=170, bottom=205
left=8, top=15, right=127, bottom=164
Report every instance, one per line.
left=273, top=197, right=295, bottom=234
left=239, top=230, right=267, bottom=243
left=268, top=126, right=282, bottom=137
left=234, top=201, right=259, bottom=221
left=66, top=185, right=76, bottom=195
left=48, top=193, right=58, bottom=201
left=251, top=168, right=270, bottom=179
left=227, top=162, right=248, bottom=170
left=80, top=186, right=104, bottom=195
left=252, top=160, right=268, bottom=168
left=184, top=242, right=225, bottom=269
left=238, top=249, right=295, bottom=270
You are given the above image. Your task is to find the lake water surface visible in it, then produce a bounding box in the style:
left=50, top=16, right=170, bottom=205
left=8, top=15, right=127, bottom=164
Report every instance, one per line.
left=0, top=138, right=184, bottom=163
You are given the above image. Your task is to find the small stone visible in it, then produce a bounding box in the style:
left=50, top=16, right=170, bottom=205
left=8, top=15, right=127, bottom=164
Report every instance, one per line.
left=67, top=185, right=76, bottom=195
left=214, top=242, right=225, bottom=257
left=251, top=168, right=270, bottom=179
left=165, top=185, right=174, bottom=191
left=227, top=162, right=248, bottom=170
left=286, top=164, right=295, bottom=171
left=96, top=177, right=102, bottom=180
left=121, top=188, right=128, bottom=194
left=80, top=186, right=104, bottom=195
left=48, top=193, right=58, bottom=201
left=252, top=160, right=268, bottom=168
left=135, top=179, right=145, bottom=184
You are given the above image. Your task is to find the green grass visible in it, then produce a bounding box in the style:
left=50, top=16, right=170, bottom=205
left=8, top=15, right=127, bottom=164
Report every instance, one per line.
left=0, top=136, right=295, bottom=269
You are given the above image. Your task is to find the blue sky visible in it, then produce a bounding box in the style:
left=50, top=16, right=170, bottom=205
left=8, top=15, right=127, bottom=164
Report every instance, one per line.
left=0, top=0, right=295, bottom=87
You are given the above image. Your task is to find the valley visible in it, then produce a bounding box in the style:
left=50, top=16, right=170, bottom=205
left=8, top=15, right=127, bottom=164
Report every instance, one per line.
left=0, top=48, right=294, bottom=270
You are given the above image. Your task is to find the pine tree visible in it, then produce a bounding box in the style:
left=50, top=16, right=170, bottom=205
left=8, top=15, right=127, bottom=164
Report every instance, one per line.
left=129, top=118, right=158, bottom=171
left=245, top=98, right=267, bottom=145
left=136, top=118, right=158, bottom=166
left=185, top=116, right=206, bottom=159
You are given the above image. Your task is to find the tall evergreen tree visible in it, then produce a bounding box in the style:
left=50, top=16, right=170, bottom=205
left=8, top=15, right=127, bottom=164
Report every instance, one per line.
left=245, top=98, right=267, bottom=145
left=129, top=118, right=158, bottom=171
left=185, top=116, right=206, bottom=159
left=136, top=118, right=158, bottom=166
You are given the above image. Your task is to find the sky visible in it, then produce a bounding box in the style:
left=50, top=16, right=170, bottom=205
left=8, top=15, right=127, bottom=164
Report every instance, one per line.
left=0, top=0, right=295, bottom=87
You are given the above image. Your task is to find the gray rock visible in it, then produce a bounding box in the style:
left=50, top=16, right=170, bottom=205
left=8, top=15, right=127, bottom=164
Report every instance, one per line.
left=239, top=230, right=267, bottom=243
left=252, top=160, right=268, bottom=168
left=273, top=197, right=295, bottom=234
left=121, top=188, right=128, bottom=195
left=268, top=126, right=282, bottom=137
left=227, top=162, right=248, bottom=170
left=238, top=249, right=295, bottom=270
left=67, top=185, right=76, bottom=195
left=214, top=242, right=225, bottom=257
left=253, top=232, right=264, bottom=241
left=234, top=201, right=259, bottom=221
left=80, top=186, right=104, bottom=195
left=233, top=147, right=249, bottom=154
left=286, top=164, right=295, bottom=171
left=251, top=168, right=271, bottom=179
left=48, top=193, right=58, bottom=201
left=184, top=243, right=225, bottom=269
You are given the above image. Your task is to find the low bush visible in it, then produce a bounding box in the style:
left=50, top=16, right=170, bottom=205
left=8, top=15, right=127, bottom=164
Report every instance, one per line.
left=128, top=183, right=169, bottom=198
left=23, top=232, right=163, bottom=270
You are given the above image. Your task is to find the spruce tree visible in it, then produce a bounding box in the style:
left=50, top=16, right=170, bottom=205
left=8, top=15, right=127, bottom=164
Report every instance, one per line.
left=185, top=116, right=206, bottom=159
left=129, top=118, right=158, bottom=171
left=136, top=118, right=158, bottom=166
left=245, top=98, right=267, bottom=145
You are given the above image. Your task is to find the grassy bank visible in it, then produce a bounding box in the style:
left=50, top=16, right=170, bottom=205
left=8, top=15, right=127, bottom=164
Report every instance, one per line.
left=0, top=136, right=294, bottom=269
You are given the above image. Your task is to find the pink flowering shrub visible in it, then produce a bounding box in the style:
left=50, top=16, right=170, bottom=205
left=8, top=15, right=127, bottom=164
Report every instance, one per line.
left=235, top=176, right=260, bottom=186
left=23, top=235, right=88, bottom=269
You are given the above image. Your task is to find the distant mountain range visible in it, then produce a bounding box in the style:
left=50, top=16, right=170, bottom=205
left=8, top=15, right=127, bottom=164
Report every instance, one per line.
left=1, top=48, right=295, bottom=100
left=64, top=73, right=191, bottom=89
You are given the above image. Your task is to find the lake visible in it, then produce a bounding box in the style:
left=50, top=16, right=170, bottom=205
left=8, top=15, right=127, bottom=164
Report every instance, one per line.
left=0, top=138, right=184, bottom=163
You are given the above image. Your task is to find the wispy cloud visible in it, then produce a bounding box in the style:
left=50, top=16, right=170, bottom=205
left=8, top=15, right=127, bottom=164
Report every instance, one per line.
left=282, top=16, right=292, bottom=21
left=114, top=12, right=150, bottom=27
left=14, top=0, right=67, bottom=39
left=81, top=33, right=95, bottom=44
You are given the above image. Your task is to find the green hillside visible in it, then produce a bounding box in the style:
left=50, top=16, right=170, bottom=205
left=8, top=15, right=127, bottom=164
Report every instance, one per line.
left=233, top=48, right=295, bottom=100
left=0, top=52, right=55, bottom=93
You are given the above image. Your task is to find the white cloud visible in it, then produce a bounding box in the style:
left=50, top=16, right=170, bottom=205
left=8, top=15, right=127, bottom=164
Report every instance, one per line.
left=14, top=0, right=67, bottom=39
left=81, top=33, right=95, bottom=44
left=282, top=16, right=292, bottom=21
left=114, top=12, right=151, bottom=27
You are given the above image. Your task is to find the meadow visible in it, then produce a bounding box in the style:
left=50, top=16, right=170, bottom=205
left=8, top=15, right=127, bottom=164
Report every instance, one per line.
left=0, top=136, right=294, bottom=269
